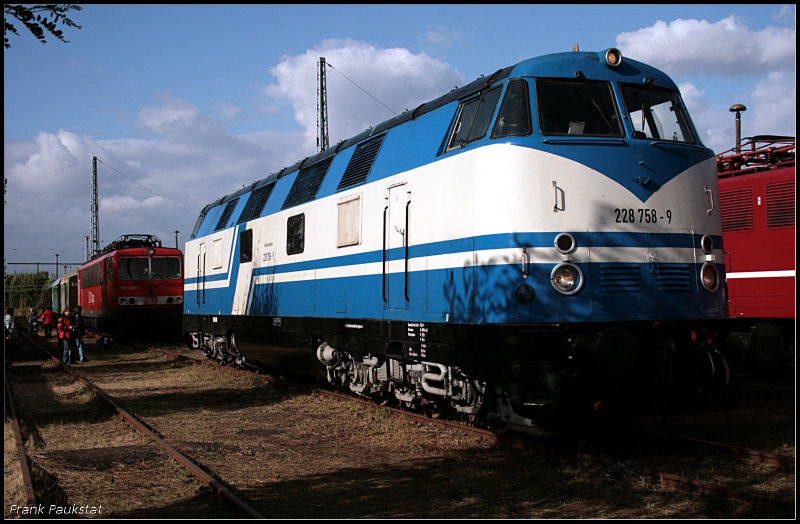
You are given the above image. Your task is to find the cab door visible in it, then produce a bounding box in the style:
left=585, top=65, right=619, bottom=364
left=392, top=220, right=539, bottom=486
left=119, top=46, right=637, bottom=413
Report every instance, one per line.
left=387, top=184, right=410, bottom=310
left=232, top=228, right=254, bottom=315
left=197, top=243, right=206, bottom=311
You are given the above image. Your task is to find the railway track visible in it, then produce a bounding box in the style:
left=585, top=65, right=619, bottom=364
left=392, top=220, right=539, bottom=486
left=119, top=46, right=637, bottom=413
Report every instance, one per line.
left=9, top=334, right=791, bottom=518
left=153, top=346, right=794, bottom=511
left=9, top=333, right=264, bottom=519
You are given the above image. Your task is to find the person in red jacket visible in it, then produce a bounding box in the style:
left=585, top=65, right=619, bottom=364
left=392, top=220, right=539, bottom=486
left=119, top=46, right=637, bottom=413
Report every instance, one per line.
left=41, top=306, right=56, bottom=340
left=57, top=307, right=75, bottom=364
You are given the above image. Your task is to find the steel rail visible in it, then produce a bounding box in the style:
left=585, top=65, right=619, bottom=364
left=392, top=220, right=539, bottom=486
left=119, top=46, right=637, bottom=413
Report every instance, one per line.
left=4, top=371, right=38, bottom=516
left=625, top=427, right=795, bottom=468
left=18, top=333, right=266, bottom=519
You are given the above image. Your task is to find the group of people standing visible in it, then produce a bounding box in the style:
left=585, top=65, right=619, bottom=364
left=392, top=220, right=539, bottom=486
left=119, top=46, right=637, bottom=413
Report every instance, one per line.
left=56, top=305, right=87, bottom=364
left=4, top=305, right=88, bottom=366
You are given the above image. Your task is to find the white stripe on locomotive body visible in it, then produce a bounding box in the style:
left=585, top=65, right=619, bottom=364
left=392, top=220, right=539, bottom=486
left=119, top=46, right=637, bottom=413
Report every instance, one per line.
left=185, top=141, right=724, bottom=321
left=726, top=270, right=795, bottom=279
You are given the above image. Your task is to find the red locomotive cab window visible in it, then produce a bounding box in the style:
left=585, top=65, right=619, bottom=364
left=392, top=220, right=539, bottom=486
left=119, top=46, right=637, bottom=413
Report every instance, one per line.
left=118, top=256, right=181, bottom=280
left=151, top=257, right=182, bottom=279
left=119, top=257, right=150, bottom=280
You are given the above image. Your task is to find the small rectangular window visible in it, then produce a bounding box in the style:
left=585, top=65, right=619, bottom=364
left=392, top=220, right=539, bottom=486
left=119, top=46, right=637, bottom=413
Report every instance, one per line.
left=212, top=238, right=224, bottom=269
left=287, top=214, right=305, bottom=255
left=337, top=195, right=361, bottom=247
left=240, top=229, right=253, bottom=263
left=446, top=86, right=502, bottom=151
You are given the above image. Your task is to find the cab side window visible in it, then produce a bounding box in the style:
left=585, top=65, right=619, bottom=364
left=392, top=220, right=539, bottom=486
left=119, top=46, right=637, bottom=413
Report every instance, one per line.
left=446, top=86, right=502, bottom=151
left=491, top=79, right=532, bottom=138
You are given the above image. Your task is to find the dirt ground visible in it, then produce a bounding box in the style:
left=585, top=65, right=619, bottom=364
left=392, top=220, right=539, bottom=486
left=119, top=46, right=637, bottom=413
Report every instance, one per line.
left=4, top=333, right=795, bottom=519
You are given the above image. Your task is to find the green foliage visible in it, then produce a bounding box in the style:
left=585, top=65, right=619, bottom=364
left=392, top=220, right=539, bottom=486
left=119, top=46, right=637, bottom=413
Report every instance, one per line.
left=4, top=271, right=54, bottom=310
left=4, top=4, right=82, bottom=49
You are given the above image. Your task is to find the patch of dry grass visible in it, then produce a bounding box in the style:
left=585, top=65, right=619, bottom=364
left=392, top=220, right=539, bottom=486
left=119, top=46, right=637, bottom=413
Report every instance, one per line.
left=8, top=336, right=794, bottom=519
left=4, top=413, right=27, bottom=518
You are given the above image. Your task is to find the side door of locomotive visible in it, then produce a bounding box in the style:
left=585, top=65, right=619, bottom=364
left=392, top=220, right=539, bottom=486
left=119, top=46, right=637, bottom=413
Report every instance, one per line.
left=196, top=242, right=207, bottom=311
left=387, top=183, right=410, bottom=310
left=101, top=258, right=110, bottom=315
left=232, top=226, right=256, bottom=315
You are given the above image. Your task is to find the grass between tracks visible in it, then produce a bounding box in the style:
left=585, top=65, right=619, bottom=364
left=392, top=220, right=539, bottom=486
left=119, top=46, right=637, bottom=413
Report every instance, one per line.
left=4, top=332, right=795, bottom=519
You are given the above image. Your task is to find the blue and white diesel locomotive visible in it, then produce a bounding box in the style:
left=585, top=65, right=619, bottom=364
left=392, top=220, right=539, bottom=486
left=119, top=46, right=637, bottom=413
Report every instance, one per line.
left=184, top=48, right=736, bottom=434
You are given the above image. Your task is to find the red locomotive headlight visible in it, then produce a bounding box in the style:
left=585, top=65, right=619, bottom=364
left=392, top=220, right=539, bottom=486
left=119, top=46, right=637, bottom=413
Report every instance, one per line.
left=119, top=297, right=126, bottom=306
left=701, top=262, right=719, bottom=292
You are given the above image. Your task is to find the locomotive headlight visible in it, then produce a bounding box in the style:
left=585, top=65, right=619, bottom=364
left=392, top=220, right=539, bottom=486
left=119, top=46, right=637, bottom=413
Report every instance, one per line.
left=118, top=297, right=126, bottom=306
left=604, top=48, right=622, bottom=68
left=701, top=262, right=720, bottom=292
left=176, top=296, right=183, bottom=304
left=551, top=263, right=584, bottom=295
left=554, top=233, right=577, bottom=254
left=128, top=298, right=137, bottom=305
left=700, top=235, right=713, bottom=254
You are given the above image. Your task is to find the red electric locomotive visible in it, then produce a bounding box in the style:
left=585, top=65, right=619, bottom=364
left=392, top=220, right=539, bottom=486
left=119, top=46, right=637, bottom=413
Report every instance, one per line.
left=78, top=234, right=184, bottom=335
left=717, top=135, right=795, bottom=368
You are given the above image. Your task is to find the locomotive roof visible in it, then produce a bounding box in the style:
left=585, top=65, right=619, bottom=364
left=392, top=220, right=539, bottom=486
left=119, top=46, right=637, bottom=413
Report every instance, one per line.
left=201, top=49, right=677, bottom=215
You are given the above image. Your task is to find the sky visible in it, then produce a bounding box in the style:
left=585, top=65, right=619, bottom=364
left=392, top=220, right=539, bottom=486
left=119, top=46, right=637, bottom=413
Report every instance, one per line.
left=4, top=5, right=796, bottom=273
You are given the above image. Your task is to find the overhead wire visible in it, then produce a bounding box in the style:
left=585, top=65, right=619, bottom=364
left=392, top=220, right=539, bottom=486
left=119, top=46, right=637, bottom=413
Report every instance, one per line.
left=326, top=62, right=399, bottom=117
left=96, top=159, right=195, bottom=217
left=35, top=238, right=86, bottom=264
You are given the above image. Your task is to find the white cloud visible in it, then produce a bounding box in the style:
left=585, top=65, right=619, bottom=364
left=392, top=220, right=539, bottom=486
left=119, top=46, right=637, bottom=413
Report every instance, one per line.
left=263, top=38, right=465, bottom=153
left=616, top=16, right=795, bottom=77
left=423, top=26, right=463, bottom=51
left=773, top=4, right=795, bottom=24
left=4, top=98, right=300, bottom=265
left=216, top=102, right=243, bottom=120
left=678, top=82, right=709, bottom=115
left=615, top=14, right=795, bottom=154
left=748, top=71, right=796, bottom=138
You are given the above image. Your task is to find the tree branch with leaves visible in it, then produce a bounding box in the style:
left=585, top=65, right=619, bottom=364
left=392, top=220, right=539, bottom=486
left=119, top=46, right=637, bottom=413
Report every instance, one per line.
left=4, top=4, right=82, bottom=49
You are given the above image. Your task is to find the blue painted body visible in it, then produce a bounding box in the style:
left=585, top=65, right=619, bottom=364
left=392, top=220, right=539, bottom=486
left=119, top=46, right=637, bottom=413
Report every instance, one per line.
left=186, top=51, right=725, bottom=328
